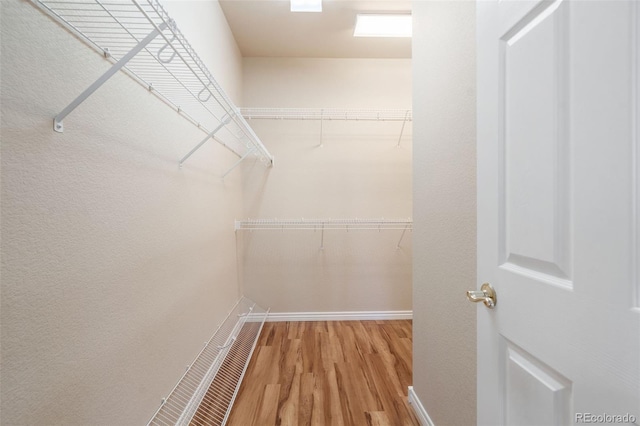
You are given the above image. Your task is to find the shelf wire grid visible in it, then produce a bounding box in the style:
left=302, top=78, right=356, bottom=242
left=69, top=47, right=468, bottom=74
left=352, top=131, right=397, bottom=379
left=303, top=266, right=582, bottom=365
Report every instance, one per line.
left=241, top=107, right=412, bottom=122
left=147, top=297, right=268, bottom=426
left=235, top=218, right=413, bottom=231
left=33, top=0, right=273, bottom=164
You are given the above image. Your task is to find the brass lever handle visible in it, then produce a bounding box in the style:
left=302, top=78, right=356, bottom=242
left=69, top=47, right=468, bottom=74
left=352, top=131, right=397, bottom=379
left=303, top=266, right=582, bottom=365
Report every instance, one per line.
left=466, top=283, right=496, bottom=309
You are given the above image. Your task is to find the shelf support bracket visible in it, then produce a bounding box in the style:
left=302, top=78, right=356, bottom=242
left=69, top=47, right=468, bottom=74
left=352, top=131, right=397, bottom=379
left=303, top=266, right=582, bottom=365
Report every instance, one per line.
left=179, top=113, right=234, bottom=165
left=53, top=22, right=168, bottom=133
left=319, top=109, right=324, bottom=147
left=222, top=146, right=255, bottom=179
left=396, top=110, right=410, bottom=147
left=397, top=224, right=409, bottom=248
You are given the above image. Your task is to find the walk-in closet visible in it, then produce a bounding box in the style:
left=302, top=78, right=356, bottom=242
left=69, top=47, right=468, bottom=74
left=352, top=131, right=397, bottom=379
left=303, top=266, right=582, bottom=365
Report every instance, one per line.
left=2, top=0, right=479, bottom=424
left=7, top=0, right=639, bottom=424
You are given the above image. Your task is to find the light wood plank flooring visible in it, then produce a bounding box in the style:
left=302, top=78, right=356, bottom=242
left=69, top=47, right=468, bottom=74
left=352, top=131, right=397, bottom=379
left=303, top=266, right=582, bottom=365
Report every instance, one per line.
left=226, top=320, right=419, bottom=426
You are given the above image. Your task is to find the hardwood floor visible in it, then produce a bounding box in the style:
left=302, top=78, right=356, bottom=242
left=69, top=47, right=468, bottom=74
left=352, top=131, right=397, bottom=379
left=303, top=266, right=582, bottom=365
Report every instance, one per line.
left=226, top=320, right=419, bottom=426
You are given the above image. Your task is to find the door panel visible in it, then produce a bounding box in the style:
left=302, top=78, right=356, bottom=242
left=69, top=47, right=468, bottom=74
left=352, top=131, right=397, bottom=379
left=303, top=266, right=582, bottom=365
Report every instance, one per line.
left=500, top=0, right=572, bottom=285
left=501, top=338, right=572, bottom=426
left=477, top=1, right=640, bottom=424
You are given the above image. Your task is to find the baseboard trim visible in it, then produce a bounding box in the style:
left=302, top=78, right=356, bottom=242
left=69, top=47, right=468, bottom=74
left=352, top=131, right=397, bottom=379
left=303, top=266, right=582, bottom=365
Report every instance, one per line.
left=408, top=386, right=435, bottom=426
left=265, top=310, right=412, bottom=322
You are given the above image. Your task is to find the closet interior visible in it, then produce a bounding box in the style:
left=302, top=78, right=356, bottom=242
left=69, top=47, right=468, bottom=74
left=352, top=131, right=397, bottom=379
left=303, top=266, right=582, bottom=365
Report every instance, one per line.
left=2, top=0, right=412, bottom=424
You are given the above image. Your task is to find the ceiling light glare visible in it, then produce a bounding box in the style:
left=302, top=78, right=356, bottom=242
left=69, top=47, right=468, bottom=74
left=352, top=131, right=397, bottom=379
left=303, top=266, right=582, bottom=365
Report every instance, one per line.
left=290, top=0, right=322, bottom=12
left=354, top=14, right=412, bottom=37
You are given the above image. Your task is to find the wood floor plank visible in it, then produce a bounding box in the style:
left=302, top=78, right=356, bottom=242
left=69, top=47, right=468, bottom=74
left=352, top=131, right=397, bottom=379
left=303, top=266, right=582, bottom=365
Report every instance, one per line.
left=364, top=353, right=410, bottom=426
left=325, top=365, right=346, bottom=426
left=365, top=411, right=392, bottom=426
left=278, top=369, right=300, bottom=426
left=310, top=373, right=325, bottom=426
left=334, top=361, right=367, bottom=425
left=351, top=321, right=375, bottom=355
left=298, top=372, right=315, bottom=426
left=227, top=320, right=418, bottom=426
left=257, top=384, right=281, bottom=426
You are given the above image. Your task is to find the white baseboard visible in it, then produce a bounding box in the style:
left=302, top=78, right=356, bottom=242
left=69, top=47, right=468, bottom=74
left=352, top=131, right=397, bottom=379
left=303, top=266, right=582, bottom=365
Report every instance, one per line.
left=408, top=386, right=435, bottom=426
left=265, top=310, right=412, bottom=322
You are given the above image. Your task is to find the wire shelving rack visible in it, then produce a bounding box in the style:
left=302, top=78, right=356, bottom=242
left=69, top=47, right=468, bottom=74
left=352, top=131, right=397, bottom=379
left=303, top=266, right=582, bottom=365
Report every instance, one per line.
left=235, top=218, right=412, bottom=230
left=146, top=297, right=268, bottom=426
left=235, top=218, right=413, bottom=248
left=240, top=108, right=412, bottom=122
left=33, top=0, right=273, bottom=172
left=241, top=107, right=412, bottom=146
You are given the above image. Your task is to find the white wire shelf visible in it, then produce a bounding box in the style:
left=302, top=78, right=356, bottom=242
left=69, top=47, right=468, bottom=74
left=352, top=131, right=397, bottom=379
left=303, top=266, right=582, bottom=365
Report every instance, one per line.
left=240, top=108, right=412, bottom=146
left=33, top=0, right=273, bottom=171
left=235, top=218, right=413, bottom=230
left=241, top=108, right=412, bottom=122
left=235, top=218, right=412, bottom=248
left=147, top=296, right=268, bottom=426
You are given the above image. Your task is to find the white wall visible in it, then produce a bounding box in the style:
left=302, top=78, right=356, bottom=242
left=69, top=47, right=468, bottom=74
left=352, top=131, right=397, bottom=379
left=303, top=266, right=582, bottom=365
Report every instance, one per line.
left=0, top=0, right=245, bottom=424
left=412, top=2, right=477, bottom=425
left=240, top=58, right=413, bottom=313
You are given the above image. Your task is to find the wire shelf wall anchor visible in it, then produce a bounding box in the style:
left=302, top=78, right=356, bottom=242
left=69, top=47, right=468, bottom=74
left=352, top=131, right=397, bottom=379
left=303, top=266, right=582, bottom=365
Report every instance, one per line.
left=33, top=0, right=273, bottom=172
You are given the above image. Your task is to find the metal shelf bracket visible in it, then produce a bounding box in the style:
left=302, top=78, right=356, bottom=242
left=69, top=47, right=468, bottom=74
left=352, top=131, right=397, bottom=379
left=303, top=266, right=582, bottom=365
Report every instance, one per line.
left=180, top=113, right=234, bottom=166
left=397, top=110, right=410, bottom=147
left=36, top=0, right=273, bottom=175
left=53, top=22, right=169, bottom=133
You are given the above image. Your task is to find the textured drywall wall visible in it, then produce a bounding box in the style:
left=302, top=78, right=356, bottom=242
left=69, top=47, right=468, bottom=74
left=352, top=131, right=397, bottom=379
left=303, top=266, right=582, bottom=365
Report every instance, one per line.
left=0, top=0, right=245, bottom=424
left=412, top=1, right=477, bottom=425
left=240, top=58, right=413, bottom=313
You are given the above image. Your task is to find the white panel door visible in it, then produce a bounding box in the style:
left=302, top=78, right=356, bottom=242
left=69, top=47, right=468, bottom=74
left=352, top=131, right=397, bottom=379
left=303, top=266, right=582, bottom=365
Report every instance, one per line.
left=476, top=0, right=640, bottom=424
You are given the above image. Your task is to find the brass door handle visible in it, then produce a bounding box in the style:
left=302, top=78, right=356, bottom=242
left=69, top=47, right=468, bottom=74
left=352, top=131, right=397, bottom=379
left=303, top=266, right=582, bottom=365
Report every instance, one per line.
left=467, top=283, right=496, bottom=308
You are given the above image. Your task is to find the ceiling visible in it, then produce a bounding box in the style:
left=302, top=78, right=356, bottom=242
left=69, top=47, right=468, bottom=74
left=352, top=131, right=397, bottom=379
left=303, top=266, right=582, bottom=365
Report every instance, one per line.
left=219, top=0, right=412, bottom=58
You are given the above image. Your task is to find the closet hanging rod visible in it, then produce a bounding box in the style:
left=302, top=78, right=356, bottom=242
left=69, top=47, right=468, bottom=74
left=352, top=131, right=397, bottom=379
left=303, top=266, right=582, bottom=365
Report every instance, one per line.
left=235, top=218, right=413, bottom=231
left=33, top=0, right=273, bottom=169
left=240, top=108, right=412, bottom=122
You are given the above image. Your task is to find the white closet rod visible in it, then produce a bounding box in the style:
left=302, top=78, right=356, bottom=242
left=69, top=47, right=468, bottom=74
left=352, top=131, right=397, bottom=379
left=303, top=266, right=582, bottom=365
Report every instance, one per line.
left=241, top=108, right=412, bottom=122
left=33, top=0, right=273, bottom=171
